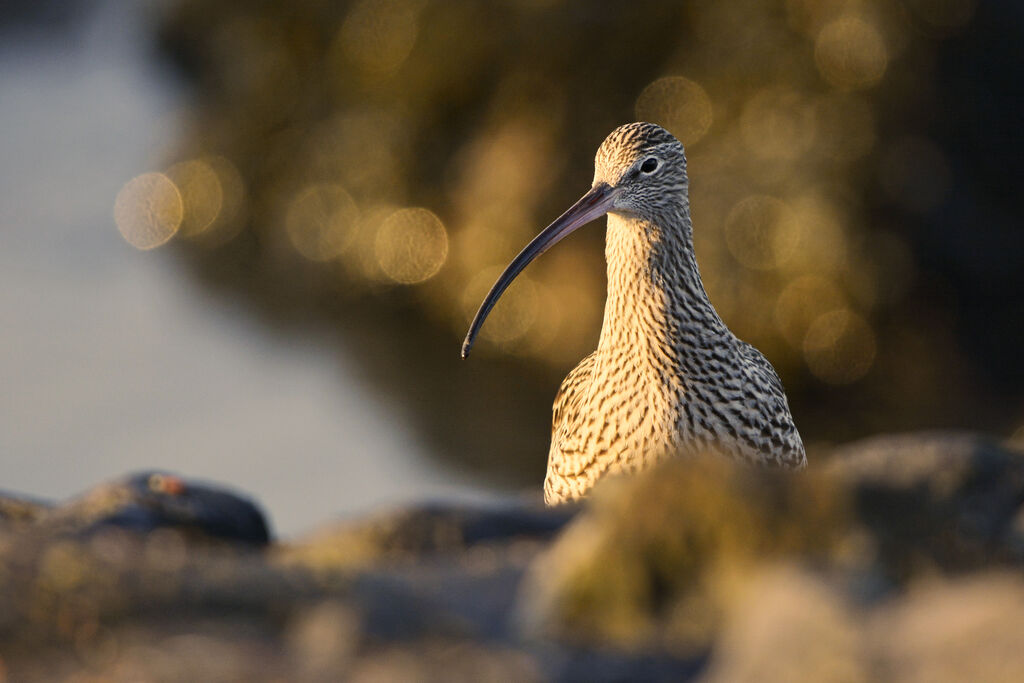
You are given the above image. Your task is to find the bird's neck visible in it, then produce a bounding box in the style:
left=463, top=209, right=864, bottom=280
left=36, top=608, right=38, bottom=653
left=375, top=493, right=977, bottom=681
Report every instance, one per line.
left=597, top=210, right=729, bottom=369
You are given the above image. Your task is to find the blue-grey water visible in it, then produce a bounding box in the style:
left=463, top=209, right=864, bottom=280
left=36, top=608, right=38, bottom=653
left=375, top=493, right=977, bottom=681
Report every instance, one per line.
left=0, top=1, right=492, bottom=536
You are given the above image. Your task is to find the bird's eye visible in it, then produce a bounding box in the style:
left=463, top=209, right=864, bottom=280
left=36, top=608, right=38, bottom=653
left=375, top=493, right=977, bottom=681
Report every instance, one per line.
left=640, top=158, right=659, bottom=173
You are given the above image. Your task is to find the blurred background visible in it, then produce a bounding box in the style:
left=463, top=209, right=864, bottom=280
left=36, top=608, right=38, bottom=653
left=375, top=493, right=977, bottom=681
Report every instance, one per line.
left=2, top=0, right=1021, bottom=535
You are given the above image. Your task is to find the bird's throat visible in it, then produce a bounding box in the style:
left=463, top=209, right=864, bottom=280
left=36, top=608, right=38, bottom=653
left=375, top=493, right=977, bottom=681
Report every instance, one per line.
left=599, top=213, right=725, bottom=361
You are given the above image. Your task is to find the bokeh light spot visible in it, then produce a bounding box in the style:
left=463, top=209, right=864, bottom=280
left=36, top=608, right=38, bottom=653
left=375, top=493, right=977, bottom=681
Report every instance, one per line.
left=462, top=266, right=540, bottom=346
left=784, top=195, right=848, bottom=274
left=815, top=17, right=888, bottom=90
left=335, top=0, right=424, bottom=76
left=740, top=87, right=817, bottom=160
left=375, top=207, right=449, bottom=284
left=454, top=122, right=558, bottom=210
left=635, top=77, right=714, bottom=147
left=114, top=172, right=183, bottom=250
left=803, top=309, right=876, bottom=384
left=453, top=204, right=532, bottom=275
left=340, top=203, right=397, bottom=280
left=724, top=195, right=801, bottom=271
left=775, top=275, right=846, bottom=348
left=286, top=184, right=360, bottom=262
left=192, top=155, right=248, bottom=246
left=165, top=159, right=223, bottom=238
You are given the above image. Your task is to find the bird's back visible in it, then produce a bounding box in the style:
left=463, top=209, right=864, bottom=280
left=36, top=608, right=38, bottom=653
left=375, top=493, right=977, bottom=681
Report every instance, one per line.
left=684, top=338, right=806, bottom=469
left=735, top=341, right=806, bottom=467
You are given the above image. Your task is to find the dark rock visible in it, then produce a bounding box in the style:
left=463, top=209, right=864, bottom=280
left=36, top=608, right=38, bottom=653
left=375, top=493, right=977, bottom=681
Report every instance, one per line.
left=825, top=431, right=1024, bottom=576
left=279, top=499, right=575, bottom=571
left=1, top=471, right=271, bottom=545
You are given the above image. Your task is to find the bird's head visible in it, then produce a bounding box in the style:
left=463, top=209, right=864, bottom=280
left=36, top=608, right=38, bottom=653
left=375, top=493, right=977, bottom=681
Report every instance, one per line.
left=461, top=122, right=689, bottom=359
left=593, top=122, right=689, bottom=222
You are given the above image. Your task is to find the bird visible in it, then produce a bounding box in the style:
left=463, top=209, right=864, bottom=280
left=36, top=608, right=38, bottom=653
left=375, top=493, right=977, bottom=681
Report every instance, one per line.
left=462, top=122, right=805, bottom=505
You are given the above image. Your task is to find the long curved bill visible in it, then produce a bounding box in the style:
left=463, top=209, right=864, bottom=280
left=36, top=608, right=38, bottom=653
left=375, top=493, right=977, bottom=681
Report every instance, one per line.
left=461, top=182, right=617, bottom=359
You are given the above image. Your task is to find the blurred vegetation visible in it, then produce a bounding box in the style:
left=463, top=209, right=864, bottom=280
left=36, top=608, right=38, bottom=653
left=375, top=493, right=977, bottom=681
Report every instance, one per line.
left=112, top=0, right=1024, bottom=482
left=521, top=433, right=1024, bottom=660
left=5, top=433, right=1024, bottom=680
left=522, top=457, right=847, bottom=652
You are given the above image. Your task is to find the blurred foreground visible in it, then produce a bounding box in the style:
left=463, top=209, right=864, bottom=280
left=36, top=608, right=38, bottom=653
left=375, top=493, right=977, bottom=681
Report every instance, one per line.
left=3, top=431, right=1024, bottom=681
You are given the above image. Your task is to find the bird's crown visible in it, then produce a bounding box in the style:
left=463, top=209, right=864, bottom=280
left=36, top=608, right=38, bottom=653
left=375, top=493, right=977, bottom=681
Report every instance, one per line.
left=595, top=122, right=682, bottom=177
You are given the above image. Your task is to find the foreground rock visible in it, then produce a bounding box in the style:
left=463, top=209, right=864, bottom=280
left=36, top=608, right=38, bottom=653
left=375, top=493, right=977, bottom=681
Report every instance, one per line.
left=1, top=432, right=1023, bottom=681
left=1, top=471, right=269, bottom=544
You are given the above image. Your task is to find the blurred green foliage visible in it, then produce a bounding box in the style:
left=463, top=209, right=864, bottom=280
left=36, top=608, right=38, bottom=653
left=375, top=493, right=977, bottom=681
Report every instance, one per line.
left=141, top=0, right=1020, bottom=482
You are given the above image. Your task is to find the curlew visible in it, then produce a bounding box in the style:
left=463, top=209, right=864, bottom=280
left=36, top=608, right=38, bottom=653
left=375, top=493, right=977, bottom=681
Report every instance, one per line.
left=462, top=122, right=805, bottom=505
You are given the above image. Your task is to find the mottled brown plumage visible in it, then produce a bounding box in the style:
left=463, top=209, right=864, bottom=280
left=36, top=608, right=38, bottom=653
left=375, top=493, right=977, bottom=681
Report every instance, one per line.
left=464, top=123, right=805, bottom=505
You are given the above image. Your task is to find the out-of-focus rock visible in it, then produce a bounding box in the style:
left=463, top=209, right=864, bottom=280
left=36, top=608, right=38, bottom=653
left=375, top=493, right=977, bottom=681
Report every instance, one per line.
left=704, top=568, right=1024, bottom=683
left=279, top=499, right=575, bottom=573
left=0, top=471, right=271, bottom=545
left=286, top=600, right=362, bottom=679
left=825, top=432, right=1024, bottom=575
left=344, top=641, right=543, bottom=683
left=871, top=572, right=1024, bottom=683
left=702, top=563, right=868, bottom=683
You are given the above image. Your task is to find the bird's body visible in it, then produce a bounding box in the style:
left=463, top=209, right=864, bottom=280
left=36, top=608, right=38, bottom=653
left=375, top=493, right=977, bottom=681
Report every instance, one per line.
left=464, top=123, right=805, bottom=505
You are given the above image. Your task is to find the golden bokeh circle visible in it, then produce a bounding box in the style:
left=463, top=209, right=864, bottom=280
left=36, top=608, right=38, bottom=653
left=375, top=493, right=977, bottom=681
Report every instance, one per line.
left=286, top=184, right=360, bottom=262
left=803, top=309, right=877, bottom=384
left=335, top=0, right=422, bottom=76
left=740, top=88, right=817, bottom=160
left=815, top=17, right=888, bottom=90
left=165, top=159, right=224, bottom=238
left=724, top=195, right=801, bottom=271
left=193, top=155, right=247, bottom=246
left=375, top=207, right=449, bottom=284
left=774, top=276, right=846, bottom=348
left=783, top=195, right=848, bottom=274
left=635, top=76, right=714, bottom=147
left=462, top=266, right=539, bottom=345
left=113, top=172, right=183, bottom=250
